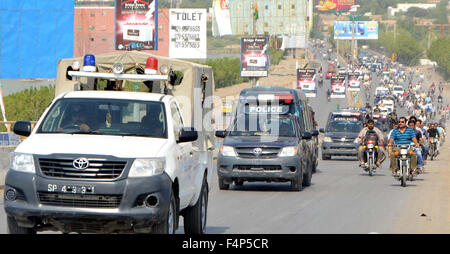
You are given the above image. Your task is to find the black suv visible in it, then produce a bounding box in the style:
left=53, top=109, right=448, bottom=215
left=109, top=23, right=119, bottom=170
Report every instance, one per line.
left=320, top=111, right=364, bottom=160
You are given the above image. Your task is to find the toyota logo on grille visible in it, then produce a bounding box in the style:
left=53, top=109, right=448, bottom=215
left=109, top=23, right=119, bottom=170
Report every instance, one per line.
left=73, top=158, right=89, bottom=170
left=253, top=148, right=263, bottom=156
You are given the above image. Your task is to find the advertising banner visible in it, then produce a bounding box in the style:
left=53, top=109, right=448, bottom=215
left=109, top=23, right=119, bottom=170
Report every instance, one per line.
left=334, top=21, right=378, bottom=40
left=115, top=0, right=158, bottom=50
left=316, top=0, right=355, bottom=12
left=347, top=72, right=361, bottom=91
left=331, top=75, right=346, bottom=98
left=240, top=37, right=269, bottom=77
left=297, top=69, right=317, bottom=97
left=212, top=0, right=232, bottom=36
left=169, top=9, right=207, bottom=59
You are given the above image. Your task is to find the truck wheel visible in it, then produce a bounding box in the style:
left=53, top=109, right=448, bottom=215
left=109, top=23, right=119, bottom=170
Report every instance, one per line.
left=291, top=169, right=304, bottom=191
left=7, top=216, right=36, bottom=234
left=184, top=178, right=208, bottom=234
left=302, top=163, right=312, bottom=187
left=152, top=191, right=177, bottom=234
left=234, top=180, right=244, bottom=186
left=218, top=177, right=229, bottom=190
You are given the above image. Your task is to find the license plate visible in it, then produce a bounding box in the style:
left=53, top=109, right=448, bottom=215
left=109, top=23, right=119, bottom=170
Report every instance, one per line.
left=368, top=144, right=374, bottom=148
left=47, top=184, right=95, bottom=194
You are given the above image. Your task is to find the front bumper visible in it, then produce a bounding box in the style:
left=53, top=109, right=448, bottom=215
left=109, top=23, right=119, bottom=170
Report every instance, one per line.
left=321, top=142, right=358, bottom=156
left=4, top=170, right=172, bottom=233
left=217, top=155, right=302, bottom=182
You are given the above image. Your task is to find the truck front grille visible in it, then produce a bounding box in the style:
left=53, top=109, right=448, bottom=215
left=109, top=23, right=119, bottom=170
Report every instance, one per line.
left=38, top=192, right=122, bottom=208
left=235, top=147, right=281, bottom=158
left=39, top=158, right=127, bottom=180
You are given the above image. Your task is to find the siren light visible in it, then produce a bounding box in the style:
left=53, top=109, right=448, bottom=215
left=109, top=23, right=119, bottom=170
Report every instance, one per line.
left=83, top=54, right=96, bottom=72
left=145, top=57, right=158, bottom=75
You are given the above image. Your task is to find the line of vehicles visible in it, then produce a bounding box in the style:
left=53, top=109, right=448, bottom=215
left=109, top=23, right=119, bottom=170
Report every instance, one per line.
left=4, top=46, right=447, bottom=234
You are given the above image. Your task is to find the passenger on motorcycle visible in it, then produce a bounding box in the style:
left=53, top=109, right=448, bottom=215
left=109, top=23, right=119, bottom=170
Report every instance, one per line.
left=416, top=119, right=429, bottom=161
left=358, top=119, right=386, bottom=168
left=408, top=120, right=424, bottom=173
left=388, top=117, right=420, bottom=176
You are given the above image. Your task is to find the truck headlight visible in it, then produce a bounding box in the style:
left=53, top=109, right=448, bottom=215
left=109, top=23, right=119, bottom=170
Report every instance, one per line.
left=323, top=137, right=332, bottom=142
left=279, top=146, right=298, bottom=157
left=10, top=153, right=35, bottom=174
left=220, top=146, right=237, bottom=157
left=128, top=159, right=165, bottom=178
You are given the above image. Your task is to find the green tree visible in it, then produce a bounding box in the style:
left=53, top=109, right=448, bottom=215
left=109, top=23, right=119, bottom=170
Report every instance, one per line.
left=428, top=38, right=450, bottom=80
left=0, top=85, right=55, bottom=132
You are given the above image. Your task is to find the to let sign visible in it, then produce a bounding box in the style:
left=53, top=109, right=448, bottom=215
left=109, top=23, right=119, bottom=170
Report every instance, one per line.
left=169, top=9, right=207, bottom=59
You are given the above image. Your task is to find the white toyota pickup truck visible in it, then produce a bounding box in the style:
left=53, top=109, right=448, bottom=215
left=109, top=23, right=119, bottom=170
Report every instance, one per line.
left=4, top=52, right=215, bottom=234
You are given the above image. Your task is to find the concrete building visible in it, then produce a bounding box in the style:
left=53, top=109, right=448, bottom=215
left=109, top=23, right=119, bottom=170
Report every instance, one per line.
left=388, top=3, right=436, bottom=17
left=74, top=0, right=170, bottom=57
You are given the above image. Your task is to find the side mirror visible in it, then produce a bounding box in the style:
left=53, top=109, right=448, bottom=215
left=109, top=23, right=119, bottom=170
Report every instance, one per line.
left=215, top=130, right=226, bottom=138
left=177, top=127, right=198, bottom=143
left=312, top=130, right=319, bottom=136
left=319, top=128, right=325, bottom=133
left=302, top=132, right=312, bottom=140
left=13, top=121, right=32, bottom=137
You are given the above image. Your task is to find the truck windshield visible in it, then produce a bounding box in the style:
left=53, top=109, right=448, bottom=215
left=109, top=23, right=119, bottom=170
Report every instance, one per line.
left=37, top=98, right=167, bottom=138
left=326, top=121, right=362, bottom=133
left=229, top=116, right=296, bottom=137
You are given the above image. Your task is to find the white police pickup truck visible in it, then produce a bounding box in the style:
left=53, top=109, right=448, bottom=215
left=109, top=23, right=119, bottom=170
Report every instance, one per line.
left=4, top=52, right=215, bottom=234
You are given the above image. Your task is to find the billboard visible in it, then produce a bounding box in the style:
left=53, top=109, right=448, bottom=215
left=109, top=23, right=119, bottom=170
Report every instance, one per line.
left=240, top=37, right=269, bottom=77
left=115, top=0, right=158, bottom=50
left=169, top=9, right=207, bottom=59
left=334, top=21, right=379, bottom=40
left=0, top=0, right=74, bottom=79
left=330, top=75, right=346, bottom=98
left=297, top=69, right=317, bottom=97
left=227, top=0, right=308, bottom=36
left=212, top=0, right=232, bottom=36
left=316, top=0, right=355, bottom=12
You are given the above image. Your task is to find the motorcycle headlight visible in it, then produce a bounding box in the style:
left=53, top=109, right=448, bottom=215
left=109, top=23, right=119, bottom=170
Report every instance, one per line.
left=128, top=159, right=165, bottom=178
left=10, top=153, right=36, bottom=174
left=323, top=137, right=332, bottom=142
left=220, top=146, right=237, bottom=157
left=279, top=146, right=298, bottom=157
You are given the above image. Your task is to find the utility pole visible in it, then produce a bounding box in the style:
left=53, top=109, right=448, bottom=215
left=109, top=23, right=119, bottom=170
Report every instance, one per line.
left=251, top=0, right=257, bottom=87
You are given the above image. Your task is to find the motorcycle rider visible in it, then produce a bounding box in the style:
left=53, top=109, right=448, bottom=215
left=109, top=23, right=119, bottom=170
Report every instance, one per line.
left=388, top=117, right=420, bottom=176
left=373, top=105, right=381, bottom=113
left=427, top=123, right=440, bottom=155
left=326, top=88, right=331, bottom=100
left=358, top=119, right=386, bottom=168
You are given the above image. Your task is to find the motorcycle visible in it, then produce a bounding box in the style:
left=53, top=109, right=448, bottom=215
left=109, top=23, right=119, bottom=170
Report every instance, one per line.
left=319, top=75, right=323, bottom=88
left=363, top=139, right=379, bottom=176
left=394, top=145, right=414, bottom=187
left=429, top=137, right=438, bottom=160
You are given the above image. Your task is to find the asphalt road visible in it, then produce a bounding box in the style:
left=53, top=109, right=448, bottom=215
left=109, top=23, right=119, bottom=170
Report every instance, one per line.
left=0, top=48, right=445, bottom=234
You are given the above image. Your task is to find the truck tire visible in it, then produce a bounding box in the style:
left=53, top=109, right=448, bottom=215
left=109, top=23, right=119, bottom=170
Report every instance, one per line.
left=218, top=177, right=229, bottom=190
left=322, top=153, right=330, bottom=160
left=234, top=180, right=244, bottom=186
left=291, top=169, right=304, bottom=191
left=302, top=163, right=312, bottom=187
left=151, top=191, right=177, bottom=234
left=7, top=216, right=36, bottom=234
left=184, top=178, right=208, bottom=234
